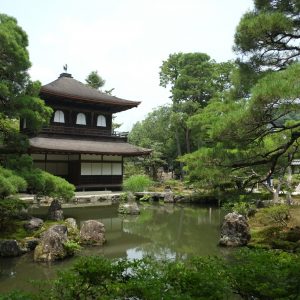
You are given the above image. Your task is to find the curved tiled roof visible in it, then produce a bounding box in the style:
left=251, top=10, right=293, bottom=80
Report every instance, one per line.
left=29, top=137, right=151, bottom=156
left=40, top=73, right=141, bottom=110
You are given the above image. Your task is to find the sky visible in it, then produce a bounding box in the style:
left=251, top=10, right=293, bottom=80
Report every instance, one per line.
left=2, top=0, right=253, bottom=131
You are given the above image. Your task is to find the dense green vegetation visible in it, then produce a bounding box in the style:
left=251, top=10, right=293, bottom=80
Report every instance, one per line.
left=1, top=249, right=300, bottom=300
left=0, top=14, right=75, bottom=232
left=123, top=175, right=154, bottom=193
left=129, top=0, right=300, bottom=202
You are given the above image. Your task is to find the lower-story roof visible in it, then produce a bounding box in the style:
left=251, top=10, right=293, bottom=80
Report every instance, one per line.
left=29, top=137, right=151, bottom=156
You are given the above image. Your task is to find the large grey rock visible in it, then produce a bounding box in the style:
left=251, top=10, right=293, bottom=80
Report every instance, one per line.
left=48, top=200, right=64, bottom=221
left=34, top=224, right=68, bottom=262
left=24, top=217, right=44, bottom=231
left=118, top=202, right=140, bottom=215
left=164, top=190, right=174, bottom=203
left=80, top=220, right=106, bottom=245
left=219, top=212, right=251, bottom=247
left=0, top=240, right=25, bottom=257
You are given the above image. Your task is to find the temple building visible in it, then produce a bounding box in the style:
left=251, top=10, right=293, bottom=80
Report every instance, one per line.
left=21, top=72, right=151, bottom=190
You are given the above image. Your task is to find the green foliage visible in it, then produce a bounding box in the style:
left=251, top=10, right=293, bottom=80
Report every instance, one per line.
left=228, top=248, right=300, bottom=299
left=4, top=250, right=300, bottom=299
left=0, top=290, right=35, bottom=300
left=159, top=52, right=234, bottom=106
left=0, top=14, right=52, bottom=146
left=234, top=0, right=300, bottom=71
left=123, top=175, right=153, bottom=193
left=85, top=70, right=105, bottom=90
left=21, top=169, right=75, bottom=201
left=0, top=197, right=28, bottom=230
left=224, top=201, right=256, bottom=217
left=182, top=63, right=300, bottom=193
left=0, top=167, right=27, bottom=198
left=164, top=256, right=230, bottom=299
left=63, top=240, right=81, bottom=256
left=0, top=166, right=27, bottom=230
left=129, top=105, right=171, bottom=176
left=264, top=204, right=291, bottom=227
left=123, top=159, right=145, bottom=178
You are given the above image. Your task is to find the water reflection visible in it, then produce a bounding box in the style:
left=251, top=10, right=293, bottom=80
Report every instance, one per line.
left=0, top=203, right=223, bottom=293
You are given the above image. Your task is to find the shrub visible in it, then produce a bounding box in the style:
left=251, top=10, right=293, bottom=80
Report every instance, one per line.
left=0, top=197, right=28, bottom=230
left=223, top=201, right=256, bottom=217
left=0, top=167, right=27, bottom=198
left=21, top=169, right=75, bottom=201
left=63, top=241, right=81, bottom=256
left=264, top=204, right=290, bottom=226
left=228, top=248, right=300, bottom=299
left=123, top=175, right=153, bottom=193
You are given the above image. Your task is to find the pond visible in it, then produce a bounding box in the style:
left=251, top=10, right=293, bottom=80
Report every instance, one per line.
left=0, top=203, right=225, bottom=293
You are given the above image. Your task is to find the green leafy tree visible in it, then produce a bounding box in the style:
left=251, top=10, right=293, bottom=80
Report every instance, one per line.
left=234, top=0, right=300, bottom=72
left=0, top=14, right=74, bottom=229
left=182, top=63, right=300, bottom=198
left=0, top=14, right=52, bottom=143
left=159, top=53, right=234, bottom=178
left=85, top=70, right=105, bottom=90
left=129, top=105, right=173, bottom=179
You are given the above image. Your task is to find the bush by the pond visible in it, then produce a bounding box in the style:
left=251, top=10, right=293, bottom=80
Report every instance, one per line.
left=2, top=249, right=300, bottom=300
left=21, top=169, right=75, bottom=201
left=0, top=167, right=28, bottom=231
left=228, top=248, right=300, bottom=299
left=123, top=175, right=153, bottom=193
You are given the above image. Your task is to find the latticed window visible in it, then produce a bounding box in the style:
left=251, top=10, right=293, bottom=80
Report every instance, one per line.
left=54, top=110, right=65, bottom=123
left=76, top=113, right=86, bottom=125
left=97, top=115, right=106, bottom=127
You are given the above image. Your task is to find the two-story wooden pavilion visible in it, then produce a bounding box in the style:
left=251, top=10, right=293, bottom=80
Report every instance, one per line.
left=22, top=72, right=151, bottom=190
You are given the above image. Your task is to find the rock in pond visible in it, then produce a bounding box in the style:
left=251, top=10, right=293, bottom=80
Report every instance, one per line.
left=118, top=202, right=140, bottom=215
left=80, top=220, right=106, bottom=245
left=24, top=217, right=44, bottom=231
left=34, top=224, right=69, bottom=262
left=0, top=240, right=26, bottom=257
left=219, top=212, right=251, bottom=247
left=48, top=199, right=64, bottom=221
left=164, top=188, right=174, bottom=203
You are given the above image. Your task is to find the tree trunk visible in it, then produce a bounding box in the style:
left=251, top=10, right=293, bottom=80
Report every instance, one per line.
left=185, top=128, right=191, bottom=153
left=175, top=128, right=184, bottom=179
left=286, top=165, right=293, bottom=205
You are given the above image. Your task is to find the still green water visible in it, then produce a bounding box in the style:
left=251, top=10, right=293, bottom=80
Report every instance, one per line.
left=0, top=203, right=224, bottom=293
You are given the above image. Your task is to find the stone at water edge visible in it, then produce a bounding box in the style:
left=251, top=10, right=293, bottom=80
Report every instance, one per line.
left=118, top=202, right=140, bottom=215
left=219, top=212, right=251, bottom=247
left=164, top=188, right=174, bottom=203
left=0, top=240, right=26, bottom=257
left=23, top=217, right=44, bottom=231
left=80, top=220, right=106, bottom=245
left=48, top=199, right=64, bottom=221
left=34, top=224, right=69, bottom=262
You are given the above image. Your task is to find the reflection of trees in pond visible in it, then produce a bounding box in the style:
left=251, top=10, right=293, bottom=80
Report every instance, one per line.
left=123, top=204, right=222, bottom=258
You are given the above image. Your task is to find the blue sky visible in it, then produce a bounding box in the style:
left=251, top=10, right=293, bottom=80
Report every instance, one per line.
left=2, top=0, right=253, bottom=130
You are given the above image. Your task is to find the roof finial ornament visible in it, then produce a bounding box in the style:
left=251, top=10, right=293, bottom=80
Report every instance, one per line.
left=63, top=64, right=68, bottom=72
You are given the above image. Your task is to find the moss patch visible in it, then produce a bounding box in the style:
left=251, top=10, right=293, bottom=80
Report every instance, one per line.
left=248, top=206, right=300, bottom=251
left=0, top=220, right=29, bottom=240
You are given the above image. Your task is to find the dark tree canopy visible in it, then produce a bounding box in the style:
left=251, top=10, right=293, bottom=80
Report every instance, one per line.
left=0, top=14, right=52, bottom=152
left=234, top=0, right=300, bottom=71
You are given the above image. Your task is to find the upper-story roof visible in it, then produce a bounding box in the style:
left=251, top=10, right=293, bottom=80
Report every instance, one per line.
left=40, top=73, right=141, bottom=112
